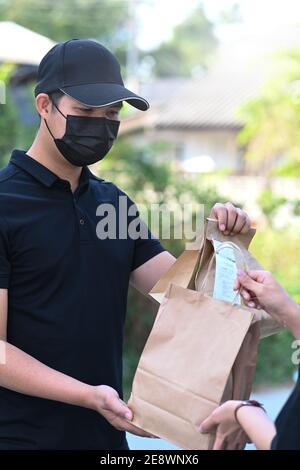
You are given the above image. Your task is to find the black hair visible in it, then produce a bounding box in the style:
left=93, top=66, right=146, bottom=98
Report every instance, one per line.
left=48, top=90, right=65, bottom=109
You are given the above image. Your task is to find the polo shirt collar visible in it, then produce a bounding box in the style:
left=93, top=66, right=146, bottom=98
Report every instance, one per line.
left=9, top=149, right=92, bottom=190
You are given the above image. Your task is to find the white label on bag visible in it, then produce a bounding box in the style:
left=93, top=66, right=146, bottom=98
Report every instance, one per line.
left=212, top=240, right=241, bottom=305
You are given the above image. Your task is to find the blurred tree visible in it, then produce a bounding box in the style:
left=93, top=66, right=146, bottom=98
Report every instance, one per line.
left=147, top=4, right=217, bottom=77
left=0, top=0, right=129, bottom=66
left=0, top=64, right=18, bottom=167
left=0, top=94, right=18, bottom=167
left=257, top=188, right=287, bottom=225
left=238, top=50, right=300, bottom=176
left=218, top=2, right=243, bottom=24
left=255, top=329, right=295, bottom=385
left=251, top=226, right=300, bottom=385
left=0, top=64, right=37, bottom=166
left=251, top=226, right=300, bottom=304
left=100, top=137, right=223, bottom=258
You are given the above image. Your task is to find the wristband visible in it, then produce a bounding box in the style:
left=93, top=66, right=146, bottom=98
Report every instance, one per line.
left=234, top=400, right=266, bottom=426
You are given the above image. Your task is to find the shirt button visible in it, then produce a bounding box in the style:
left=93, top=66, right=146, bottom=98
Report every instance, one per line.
left=79, top=218, right=85, bottom=225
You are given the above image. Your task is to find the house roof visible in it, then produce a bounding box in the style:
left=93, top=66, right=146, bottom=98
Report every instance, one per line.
left=0, top=21, right=55, bottom=65
left=121, top=24, right=300, bottom=134
left=148, top=68, right=261, bottom=130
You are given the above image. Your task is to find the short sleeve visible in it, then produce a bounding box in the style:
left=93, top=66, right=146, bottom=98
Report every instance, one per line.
left=131, top=221, right=166, bottom=271
left=116, top=188, right=166, bottom=272
left=0, top=216, right=11, bottom=289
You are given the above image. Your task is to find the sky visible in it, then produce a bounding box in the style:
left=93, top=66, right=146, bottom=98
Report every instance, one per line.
left=137, top=0, right=300, bottom=50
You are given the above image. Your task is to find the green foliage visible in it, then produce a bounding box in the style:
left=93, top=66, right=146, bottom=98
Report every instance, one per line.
left=0, top=64, right=18, bottom=166
left=0, top=78, right=37, bottom=166
left=148, top=5, right=217, bottom=77
left=257, top=189, right=287, bottom=223
left=251, top=226, right=300, bottom=385
left=257, top=187, right=300, bottom=224
left=0, top=94, right=17, bottom=167
left=100, top=138, right=222, bottom=251
left=238, top=49, right=300, bottom=175
left=0, top=0, right=127, bottom=42
left=255, top=329, right=295, bottom=385
left=101, top=139, right=173, bottom=201
left=251, top=226, right=300, bottom=303
left=274, top=159, right=300, bottom=177
left=0, top=0, right=129, bottom=67
left=293, top=200, right=300, bottom=217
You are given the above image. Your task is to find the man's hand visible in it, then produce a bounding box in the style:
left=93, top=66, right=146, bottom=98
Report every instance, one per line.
left=91, top=385, right=157, bottom=438
left=210, top=202, right=251, bottom=235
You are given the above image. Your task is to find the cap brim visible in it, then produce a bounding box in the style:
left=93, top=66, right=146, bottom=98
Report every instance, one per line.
left=60, top=83, right=149, bottom=111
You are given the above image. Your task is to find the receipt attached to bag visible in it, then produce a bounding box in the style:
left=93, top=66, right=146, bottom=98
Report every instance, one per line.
left=212, top=240, right=241, bottom=305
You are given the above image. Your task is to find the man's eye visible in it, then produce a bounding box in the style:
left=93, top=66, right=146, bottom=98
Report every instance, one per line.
left=107, top=111, right=119, bottom=119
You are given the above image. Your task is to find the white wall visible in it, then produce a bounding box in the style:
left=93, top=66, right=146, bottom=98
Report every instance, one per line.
left=127, top=127, right=242, bottom=171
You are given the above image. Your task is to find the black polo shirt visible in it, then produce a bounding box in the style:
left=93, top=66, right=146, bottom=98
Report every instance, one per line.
left=271, top=369, right=300, bottom=450
left=0, top=149, right=165, bottom=450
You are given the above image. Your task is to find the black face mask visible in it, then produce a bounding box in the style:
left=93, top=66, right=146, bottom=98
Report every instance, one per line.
left=44, top=104, right=120, bottom=167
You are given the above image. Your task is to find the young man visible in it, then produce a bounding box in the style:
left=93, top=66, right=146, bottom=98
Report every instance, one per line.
left=0, top=39, right=252, bottom=450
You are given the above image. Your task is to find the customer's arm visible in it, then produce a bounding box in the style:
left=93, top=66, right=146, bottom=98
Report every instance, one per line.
left=200, top=270, right=300, bottom=450
left=236, top=404, right=276, bottom=449
left=200, top=400, right=276, bottom=450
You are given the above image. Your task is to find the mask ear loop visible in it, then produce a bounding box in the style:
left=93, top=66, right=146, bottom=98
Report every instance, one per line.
left=44, top=102, right=67, bottom=140
left=44, top=118, right=56, bottom=139
left=53, top=102, right=67, bottom=119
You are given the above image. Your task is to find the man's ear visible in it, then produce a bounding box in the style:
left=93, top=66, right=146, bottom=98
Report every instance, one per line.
left=36, top=93, right=52, bottom=120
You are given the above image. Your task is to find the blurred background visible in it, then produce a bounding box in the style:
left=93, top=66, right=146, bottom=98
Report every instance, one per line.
left=1, top=0, right=300, bottom=449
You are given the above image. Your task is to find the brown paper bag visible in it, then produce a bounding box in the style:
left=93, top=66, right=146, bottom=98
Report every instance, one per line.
left=149, top=249, right=201, bottom=304
left=150, top=219, right=282, bottom=338
left=128, top=220, right=283, bottom=449
left=128, top=283, right=255, bottom=450
left=194, top=220, right=283, bottom=423
left=193, top=221, right=266, bottom=405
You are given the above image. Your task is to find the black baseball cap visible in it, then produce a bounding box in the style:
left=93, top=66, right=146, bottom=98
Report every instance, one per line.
left=34, top=39, right=149, bottom=111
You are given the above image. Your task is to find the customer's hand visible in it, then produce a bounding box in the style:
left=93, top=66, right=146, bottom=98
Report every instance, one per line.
left=91, top=385, right=157, bottom=438
left=199, top=400, right=249, bottom=450
left=235, top=270, right=299, bottom=327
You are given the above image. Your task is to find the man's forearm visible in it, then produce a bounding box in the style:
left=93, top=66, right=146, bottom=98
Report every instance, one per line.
left=0, top=341, right=96, bottom=410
